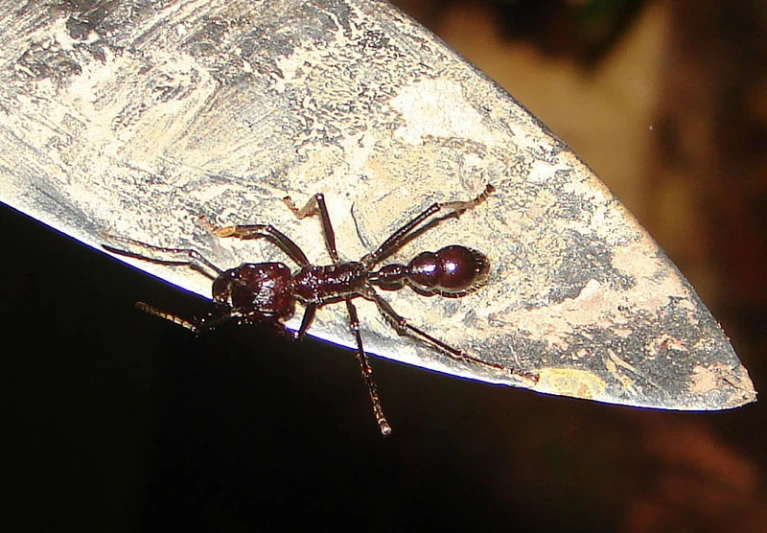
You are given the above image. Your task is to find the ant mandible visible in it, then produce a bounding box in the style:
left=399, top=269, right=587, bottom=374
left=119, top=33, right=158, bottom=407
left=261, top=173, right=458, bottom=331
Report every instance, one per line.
left=104, top=184, right=532, bottom=435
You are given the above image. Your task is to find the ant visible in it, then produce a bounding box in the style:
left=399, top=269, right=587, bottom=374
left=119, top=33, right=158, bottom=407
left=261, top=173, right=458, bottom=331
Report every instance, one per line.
left=104, top=184, right=535, bottom=435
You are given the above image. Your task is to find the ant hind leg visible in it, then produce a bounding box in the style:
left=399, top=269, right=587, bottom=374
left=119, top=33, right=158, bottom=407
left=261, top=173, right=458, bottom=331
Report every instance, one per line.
left=364, top=184, right=495, bottom=265
left=369, top=291, right=539, bottom=384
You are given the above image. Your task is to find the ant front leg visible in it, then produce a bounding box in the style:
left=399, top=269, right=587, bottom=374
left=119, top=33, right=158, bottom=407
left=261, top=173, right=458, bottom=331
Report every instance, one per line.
left=283, top=193, right=340, bottom=263
left=296, top=304, right=317, bottom=340
left=200, top=218, right=310, bottom=267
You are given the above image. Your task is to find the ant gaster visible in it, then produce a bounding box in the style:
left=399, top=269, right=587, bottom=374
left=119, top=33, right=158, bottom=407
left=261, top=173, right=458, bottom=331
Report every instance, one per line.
left=104, top=184, right=534, bottom=435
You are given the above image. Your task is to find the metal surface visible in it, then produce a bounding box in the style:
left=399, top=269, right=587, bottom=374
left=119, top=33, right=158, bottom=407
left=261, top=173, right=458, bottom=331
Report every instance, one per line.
left=0, top=0, right=756, bottom=409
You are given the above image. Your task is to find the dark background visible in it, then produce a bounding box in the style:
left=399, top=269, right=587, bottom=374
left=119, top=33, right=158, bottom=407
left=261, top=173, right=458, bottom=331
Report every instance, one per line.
left=3, top=1, right=766, bottom=531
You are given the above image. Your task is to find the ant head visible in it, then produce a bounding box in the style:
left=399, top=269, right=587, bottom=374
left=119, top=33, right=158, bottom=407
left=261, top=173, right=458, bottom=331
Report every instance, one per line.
left=212, top=263, right=296, bottom=321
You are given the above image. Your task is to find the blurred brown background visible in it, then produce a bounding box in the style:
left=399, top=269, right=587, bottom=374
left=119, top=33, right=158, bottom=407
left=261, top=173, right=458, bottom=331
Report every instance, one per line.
left=2, top=1, right=765, bottom=531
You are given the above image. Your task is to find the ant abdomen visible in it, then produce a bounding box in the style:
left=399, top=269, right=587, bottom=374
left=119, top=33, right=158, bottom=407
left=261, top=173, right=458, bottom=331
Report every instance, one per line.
left=375, top=245, right=490, bottom=295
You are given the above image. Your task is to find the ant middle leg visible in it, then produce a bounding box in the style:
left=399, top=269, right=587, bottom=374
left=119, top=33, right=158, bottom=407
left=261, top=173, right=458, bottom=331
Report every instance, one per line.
left=363, top=184, right=495, bottom=265
left=344, top=299, right=392, bottom=436
left=283, top=193, right=340, bottom=263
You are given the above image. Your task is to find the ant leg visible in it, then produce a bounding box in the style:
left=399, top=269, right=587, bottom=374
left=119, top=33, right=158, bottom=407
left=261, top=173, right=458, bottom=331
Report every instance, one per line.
left=369, top=291, right=539, bottom=384
left=297, top=304, right=317, bottom=340
left=284, top=194, right=340, bottom=263
left=345, top=299, right=392, bottom=436
left=102, top=233, right=223, bottom=278
left=363, top=184, right=495, bottom=265
left=201, top=219, right=310, bottom=267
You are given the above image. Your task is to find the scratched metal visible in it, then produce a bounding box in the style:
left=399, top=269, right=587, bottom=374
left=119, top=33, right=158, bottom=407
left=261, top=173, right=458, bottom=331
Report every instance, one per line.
left=0, top=0, right=756, bottom=409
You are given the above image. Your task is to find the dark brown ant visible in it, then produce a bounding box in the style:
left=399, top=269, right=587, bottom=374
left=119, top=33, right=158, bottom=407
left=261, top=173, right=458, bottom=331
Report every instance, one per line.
left=104, top=184, right=535, bottom=435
